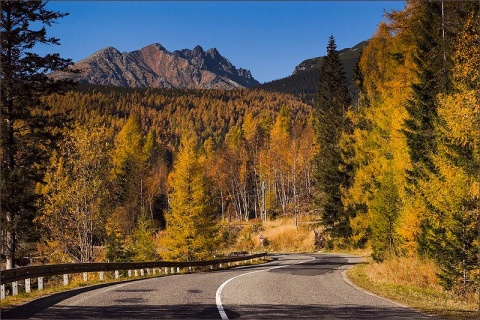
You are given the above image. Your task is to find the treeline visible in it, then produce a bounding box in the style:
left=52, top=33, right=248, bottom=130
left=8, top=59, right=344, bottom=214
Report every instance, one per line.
left=36, top=86, right=316, bottom=262
left=334, top=1, right=479, bottom=295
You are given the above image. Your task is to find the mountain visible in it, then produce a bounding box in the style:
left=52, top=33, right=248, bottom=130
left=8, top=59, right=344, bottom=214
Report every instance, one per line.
left=51, top=43, right=260, bottom=89
left=257, top=40, right=369, bottom=101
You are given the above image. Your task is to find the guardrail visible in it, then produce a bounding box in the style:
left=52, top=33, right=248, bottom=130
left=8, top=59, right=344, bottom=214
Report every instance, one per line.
left=0, top=252, right=267, bottom=300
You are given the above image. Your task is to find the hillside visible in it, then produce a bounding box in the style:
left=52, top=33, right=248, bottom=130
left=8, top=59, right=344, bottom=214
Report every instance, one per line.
left=46, top=84, right=312, bottom=151
left=257, top=40, right=368, bottom=101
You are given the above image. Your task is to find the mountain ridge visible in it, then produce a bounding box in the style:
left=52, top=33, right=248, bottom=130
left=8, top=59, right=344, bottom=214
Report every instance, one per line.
left=51, top=43, right=260, bottom=89
left=257, top=40, right=369, bottom=101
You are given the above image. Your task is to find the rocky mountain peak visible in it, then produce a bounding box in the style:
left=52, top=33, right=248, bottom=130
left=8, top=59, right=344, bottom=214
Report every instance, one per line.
left=51, top=43, right=260, bottom=89
left=143, top=43, right=168, bottom=52
left=192, top=45, right=205, bottom=55
left=206, top=47, right=221, bottom=59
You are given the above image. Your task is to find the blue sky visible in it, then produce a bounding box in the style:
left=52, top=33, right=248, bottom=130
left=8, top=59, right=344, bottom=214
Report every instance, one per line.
left=36, top=1, right=406, bottom=83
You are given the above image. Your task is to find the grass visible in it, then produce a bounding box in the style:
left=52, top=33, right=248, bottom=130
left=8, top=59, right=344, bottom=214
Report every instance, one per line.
left=347, top=256, right=480, bottom=319
left=226, top=216, right=318, bottom=253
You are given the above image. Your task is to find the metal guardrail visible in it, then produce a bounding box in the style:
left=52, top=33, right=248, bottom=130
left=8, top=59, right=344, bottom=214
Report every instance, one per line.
left=1, top=252, right=267, bottom=285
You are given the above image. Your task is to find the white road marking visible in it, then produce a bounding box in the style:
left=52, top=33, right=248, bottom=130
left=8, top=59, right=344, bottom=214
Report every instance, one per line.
left=216, top=256, right=316, bottom=320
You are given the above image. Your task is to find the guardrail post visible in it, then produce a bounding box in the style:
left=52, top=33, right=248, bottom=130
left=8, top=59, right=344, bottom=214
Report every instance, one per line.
left=1, top=284, right=5, bottom=300
left=38, top=277, right=44, bottom=291
left=189, top=266, right=192, bottom=273
left=237, top=261, right=239, bottom=266
left=128, top=270, right=132, bottom=277
left=63, top=274, right=69, bottom=286
left=99, top=271, right=104, bottom=281
left=115, top=270, right=119, bottom=279
left=171, top=267, right=175, bottom=274
left=134, top=270, right=138, bottom=277
left=25, top=278, right=31, bottom=293
left=210, top=265, right=213, bottom=270
left=83, top=272, right=88, bottom=282
left=147, top=268, right=150, bottom=276
left=164, top=267, right=168, bottom=274
left=176, top=267, right=180, bottom=273
left=12, top=281, right=18, bottom=296
left=140, top=269, right=144, bottom=276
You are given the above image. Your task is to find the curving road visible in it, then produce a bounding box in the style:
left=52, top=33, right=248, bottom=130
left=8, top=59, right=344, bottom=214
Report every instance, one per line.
left=3, top=253, right=434, bottom=319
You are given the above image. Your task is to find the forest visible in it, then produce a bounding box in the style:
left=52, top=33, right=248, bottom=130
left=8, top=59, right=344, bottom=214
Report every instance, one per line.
left=1, top=0, right=479, bottom=299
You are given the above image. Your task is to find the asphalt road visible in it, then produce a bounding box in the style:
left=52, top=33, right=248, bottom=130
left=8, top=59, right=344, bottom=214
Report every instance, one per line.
left=2, top=253, right=434, bottom=319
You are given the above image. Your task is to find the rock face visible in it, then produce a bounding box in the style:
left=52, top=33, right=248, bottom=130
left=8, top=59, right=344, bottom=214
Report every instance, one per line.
left=52, top=43, right=259, bottom=89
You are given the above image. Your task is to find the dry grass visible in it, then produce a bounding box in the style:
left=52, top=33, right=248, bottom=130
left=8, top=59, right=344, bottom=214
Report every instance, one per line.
left=228, top=217, right=316, bottom=253
left=348, top=256, right=480, bottom=319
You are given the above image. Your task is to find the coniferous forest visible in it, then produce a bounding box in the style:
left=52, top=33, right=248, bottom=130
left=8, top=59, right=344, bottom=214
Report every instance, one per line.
left=1, top=0, right=479, bottom=302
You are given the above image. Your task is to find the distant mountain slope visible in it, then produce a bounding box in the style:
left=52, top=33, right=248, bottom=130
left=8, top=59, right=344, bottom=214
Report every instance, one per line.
left=51, top=44, right=260, bottom=89
left=257, top=40, right=368, bottom=101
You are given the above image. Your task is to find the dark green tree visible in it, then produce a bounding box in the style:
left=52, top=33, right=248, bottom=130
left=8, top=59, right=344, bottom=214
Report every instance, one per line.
left=314, top=36, right=352, bottom=246
left=1, top=0, right=73, bottom=268
left=402, top=1, right=447, bottom=187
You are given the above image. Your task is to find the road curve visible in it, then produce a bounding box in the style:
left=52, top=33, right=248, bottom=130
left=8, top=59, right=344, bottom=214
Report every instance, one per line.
left=2, top=253, right=434, bottom=319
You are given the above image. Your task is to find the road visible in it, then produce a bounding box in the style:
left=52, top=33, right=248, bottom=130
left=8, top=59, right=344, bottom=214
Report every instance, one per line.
left=2, top=253, right=434, bottom=319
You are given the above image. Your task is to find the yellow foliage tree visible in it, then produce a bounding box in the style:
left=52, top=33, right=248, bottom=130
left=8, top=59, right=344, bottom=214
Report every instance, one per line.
left=38, top=122, right=111, bottom=263
left=163, top=134, right=219, bottom=261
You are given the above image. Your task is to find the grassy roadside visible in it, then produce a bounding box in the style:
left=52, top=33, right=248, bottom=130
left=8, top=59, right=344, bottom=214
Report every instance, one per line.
left=346, top=257, right=479, bottom=319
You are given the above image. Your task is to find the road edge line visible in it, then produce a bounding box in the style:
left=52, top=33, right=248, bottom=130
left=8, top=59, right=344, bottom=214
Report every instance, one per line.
left=216, top=256, right=315, bottom=320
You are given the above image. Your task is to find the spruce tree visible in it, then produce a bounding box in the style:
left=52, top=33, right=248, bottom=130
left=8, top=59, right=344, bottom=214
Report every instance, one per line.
left=1, top=0, right=73, bottom=268
left=314, top=36, right=352, bottom=245
left=402, top=1, right=446, bottom=186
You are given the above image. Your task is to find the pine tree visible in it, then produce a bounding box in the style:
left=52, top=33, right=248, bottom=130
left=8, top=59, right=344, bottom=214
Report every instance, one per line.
left=1, top=0, right=74, bottom=268
left=314, top=36, right=352, bottom=245
left=163, top=134, right=218, bottom=261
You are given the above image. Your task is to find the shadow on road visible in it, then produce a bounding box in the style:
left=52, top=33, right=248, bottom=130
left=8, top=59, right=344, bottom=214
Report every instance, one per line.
left=3, top=303, right=439, bottom=319
left=269, top=256, right=358, bottom=276
left=224, top=303, right=437, bottom=319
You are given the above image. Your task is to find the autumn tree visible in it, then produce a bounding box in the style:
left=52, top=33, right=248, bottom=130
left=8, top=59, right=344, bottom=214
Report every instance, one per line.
left=129, top=214, right=158, bottom=262
left=369, top=170, right=402, bottom=262
left=1, top=0, right=74, bottom=268
left=314, top=36, right=352, bottom=245
left=109, top=115, right=148, bottom=236
left=38, top=122, right=111, bottom=263
left=163, top=134, right=219, bottom=261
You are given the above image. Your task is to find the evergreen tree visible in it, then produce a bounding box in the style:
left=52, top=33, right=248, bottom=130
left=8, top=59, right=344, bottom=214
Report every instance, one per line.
left=421, top=10, right=480, bottom=294
left=1, top=0, right=73, bottom=268
left=314, top=36, right=352, bottom=245
left=163, top=134, right=218, bottom=261
left=402, top=1, right=447, bottom=187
